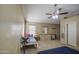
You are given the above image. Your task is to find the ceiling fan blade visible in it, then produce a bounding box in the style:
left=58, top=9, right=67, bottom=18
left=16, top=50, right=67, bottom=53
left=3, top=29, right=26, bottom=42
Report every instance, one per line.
left=46, top=13, right=52, bottom=15
left=48, top=16, right=52, bottom=19
left=59, top=12, right=69, bottom=15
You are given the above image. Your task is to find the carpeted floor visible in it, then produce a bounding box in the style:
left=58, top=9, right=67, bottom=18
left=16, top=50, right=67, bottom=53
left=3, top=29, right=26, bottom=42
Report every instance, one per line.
left=37, top=46, right=79, bottom=54
left=25, top=39, right=64, bottom=54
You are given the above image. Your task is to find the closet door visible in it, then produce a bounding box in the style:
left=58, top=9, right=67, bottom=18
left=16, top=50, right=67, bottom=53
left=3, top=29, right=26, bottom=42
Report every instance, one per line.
left=67, top=21, right=76, bottom=47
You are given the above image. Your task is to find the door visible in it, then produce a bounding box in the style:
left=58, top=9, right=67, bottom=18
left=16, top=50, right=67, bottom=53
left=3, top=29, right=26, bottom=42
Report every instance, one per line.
left=67, top=21, right=76, bottom=47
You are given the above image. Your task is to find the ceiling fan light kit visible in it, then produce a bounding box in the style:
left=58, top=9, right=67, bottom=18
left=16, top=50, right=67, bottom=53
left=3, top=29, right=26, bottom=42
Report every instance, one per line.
left=52, top=15, right=58, bottom=19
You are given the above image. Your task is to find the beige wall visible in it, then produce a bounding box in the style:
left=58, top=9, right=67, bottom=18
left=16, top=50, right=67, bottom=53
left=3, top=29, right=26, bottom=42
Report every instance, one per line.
left=60, top=15, right=79, bottom=48
left=0, top=5, right=60, bottom=53
left=26, top=22, right=60, bottom=39
left=0, top=5, right=24, bottom=53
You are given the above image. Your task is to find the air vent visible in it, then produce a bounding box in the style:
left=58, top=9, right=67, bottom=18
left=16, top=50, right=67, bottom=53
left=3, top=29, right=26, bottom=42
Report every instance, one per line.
left=64, top=17, right=68, bottom=19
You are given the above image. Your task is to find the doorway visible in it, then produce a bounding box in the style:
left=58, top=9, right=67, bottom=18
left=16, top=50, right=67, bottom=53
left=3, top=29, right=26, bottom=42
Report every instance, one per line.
left=66, top=21, right=76, bottom=47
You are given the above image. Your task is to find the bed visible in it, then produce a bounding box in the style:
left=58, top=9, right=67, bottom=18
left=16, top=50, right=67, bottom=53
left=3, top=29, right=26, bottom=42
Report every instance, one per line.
left=21, top=35, right=38, bottom=53
left=26, top=36, right=38, bottom=48
left=37, top=46, right=79, bottom=54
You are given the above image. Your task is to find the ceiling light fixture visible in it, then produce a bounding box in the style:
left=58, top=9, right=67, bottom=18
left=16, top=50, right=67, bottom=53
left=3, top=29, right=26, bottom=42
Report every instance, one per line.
left=52, top=15, right=58, bottom=19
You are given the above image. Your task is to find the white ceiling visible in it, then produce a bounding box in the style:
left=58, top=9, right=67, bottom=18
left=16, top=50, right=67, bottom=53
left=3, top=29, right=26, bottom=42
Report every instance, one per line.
left=22, top=4, right=79, bottom=24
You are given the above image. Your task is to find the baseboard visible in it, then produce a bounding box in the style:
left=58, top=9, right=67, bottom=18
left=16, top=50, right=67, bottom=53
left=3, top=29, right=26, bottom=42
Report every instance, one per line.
left=0, top=51, right=9, bottom=54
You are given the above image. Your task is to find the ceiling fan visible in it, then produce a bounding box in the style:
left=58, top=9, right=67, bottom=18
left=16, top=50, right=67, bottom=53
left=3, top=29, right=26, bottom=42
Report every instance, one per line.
left=46, top=4, right=69, bottom=19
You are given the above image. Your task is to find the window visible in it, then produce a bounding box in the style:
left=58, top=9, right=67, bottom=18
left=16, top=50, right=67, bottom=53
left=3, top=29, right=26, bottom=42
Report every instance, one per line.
left=29, top=25, right=36, bottom=36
